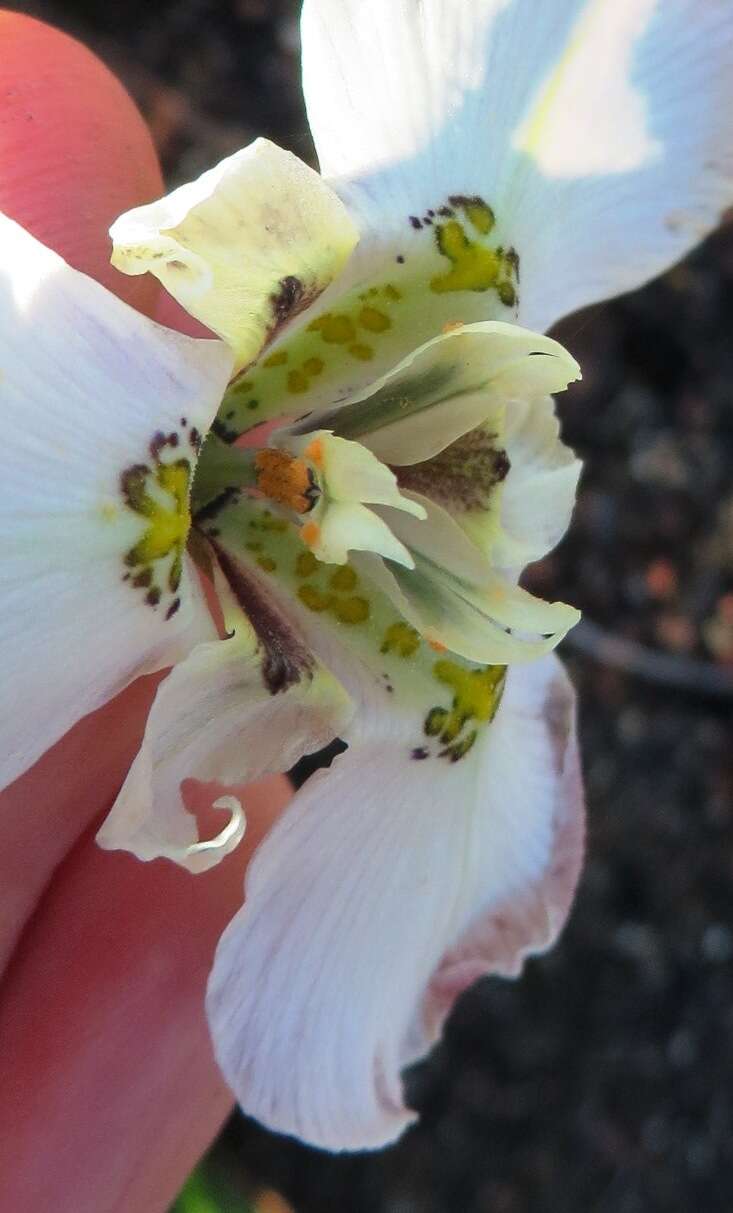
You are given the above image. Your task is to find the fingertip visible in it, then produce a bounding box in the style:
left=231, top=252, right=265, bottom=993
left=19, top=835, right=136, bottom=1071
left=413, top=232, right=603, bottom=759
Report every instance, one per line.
left=0, top=11, right=163, bottom=313
left=0, top=773, right=292, bottom=1212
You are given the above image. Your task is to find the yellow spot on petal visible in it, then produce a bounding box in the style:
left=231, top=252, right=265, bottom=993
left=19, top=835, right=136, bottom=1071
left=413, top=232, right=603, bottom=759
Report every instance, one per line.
left=287, top=369, right=309, bottom=394
left=263, top=350, right=288, bottom=368
left=447, top=730, right=479, bottom=760
left=308, top=313, right=356, bottom=344
left=330, top=565, right=357, bottom=592
left=295, top=550, right=318, bottom=577
left=297, top=584, right=332, bottom=612
left=383, top=284, right=402, bottom=302
left=122, top=451, right=191, bottom=603
left=348, top=342, right=374, bottom=362
left=431, top=220, right=502, bottom=294
left=259, top=513, right=288, bottom=532
left=498, top=280, right=517, bottom=308
left=334, top=595, right=370, bottom=624
left=428, top=197, right=519, bottom=306
left=257, top=556, right=277, bottom=572
left=463, top=201, right=495, bottom=234
left=358, top=306, right=391, bottom=333
left=433, top=660, right=505, bottom=723
left=303, top=356, right=325, bottom=376
left=381, top=621, right=420, bottom=657
left=424, top=707, right=448, bottom=736
left=422, top=660, right=506, bottom=763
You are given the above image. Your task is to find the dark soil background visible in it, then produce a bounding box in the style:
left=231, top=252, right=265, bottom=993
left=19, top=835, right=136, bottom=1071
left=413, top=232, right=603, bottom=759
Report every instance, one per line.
left=15, top=2, right=733, bottom=1210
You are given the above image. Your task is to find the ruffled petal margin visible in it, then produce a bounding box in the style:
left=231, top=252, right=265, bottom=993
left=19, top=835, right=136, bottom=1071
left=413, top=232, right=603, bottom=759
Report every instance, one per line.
left=206, top=654, right=583, bottom=1150
left=98, top=560, right=353, bottom=873
left=110, top=138, right=359, bottom=372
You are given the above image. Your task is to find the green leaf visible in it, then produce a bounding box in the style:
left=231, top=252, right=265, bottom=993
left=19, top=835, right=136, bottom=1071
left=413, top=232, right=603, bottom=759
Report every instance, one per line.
left=171, top=1167, right=257, bottom=1213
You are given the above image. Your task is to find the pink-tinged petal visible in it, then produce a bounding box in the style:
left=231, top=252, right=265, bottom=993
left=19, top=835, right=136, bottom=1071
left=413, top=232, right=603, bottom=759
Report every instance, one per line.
left=424, top=678, right=584, bottom=1037
left=206, top=654, right=584, bottom=1151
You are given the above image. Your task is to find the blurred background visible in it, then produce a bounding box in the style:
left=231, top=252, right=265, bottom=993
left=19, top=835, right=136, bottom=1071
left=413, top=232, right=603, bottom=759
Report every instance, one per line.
left=15, top=1, right=733, bottom=1209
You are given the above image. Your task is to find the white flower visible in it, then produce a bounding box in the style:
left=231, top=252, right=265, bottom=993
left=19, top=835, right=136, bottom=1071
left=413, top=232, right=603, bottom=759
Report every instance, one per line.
left=2, top=0, right=731, bottom=1154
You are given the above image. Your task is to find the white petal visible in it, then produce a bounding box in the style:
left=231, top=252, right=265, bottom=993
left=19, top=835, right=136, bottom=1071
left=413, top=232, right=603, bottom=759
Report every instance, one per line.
left=0, top=214, right=233, bottom=791
left=490, top=395, right=583, bottom=568
left=355, top=547, right=580, bottom=665
left=378, top=493, right=493, bottom=586
left=311, top=322, right=580, bottom=465
left=408, top=394, right=581, bottom=571
left=314, top=501, right=415, bottom=569
left=282, top=429, right=426, bottom=517
left=302, top=0, right=733, bottom=328
left=315, top=433, right=426, bottom=515
left=207, top=655, right=583, bottom=1150
left=98, top=614, right=353, bottom=873
left=111, top=139, right=359, bottom=371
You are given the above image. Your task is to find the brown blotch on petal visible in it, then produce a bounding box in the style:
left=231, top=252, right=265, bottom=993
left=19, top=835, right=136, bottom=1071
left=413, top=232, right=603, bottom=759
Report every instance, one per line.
left=271, top=275, right=305, bottom=325
left=211, top=540, right=313, bottom=695
left=193, top=485, right=240, bottom=527
left=395, top=428, right=511, bottom=513
left=267, top=274, right=320, bottom=346
left=150, top=430, right=179, bottom=461
left=211, top=418, right=240, bottom=445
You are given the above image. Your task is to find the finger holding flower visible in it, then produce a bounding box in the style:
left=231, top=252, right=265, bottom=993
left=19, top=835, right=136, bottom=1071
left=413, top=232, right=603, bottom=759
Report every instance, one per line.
left=0, top=14, right=289, bottom=1212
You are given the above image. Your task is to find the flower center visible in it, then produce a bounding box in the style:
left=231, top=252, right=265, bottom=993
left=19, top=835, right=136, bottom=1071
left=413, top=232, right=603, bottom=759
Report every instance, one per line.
left=254, top=449, right=320, bottom=514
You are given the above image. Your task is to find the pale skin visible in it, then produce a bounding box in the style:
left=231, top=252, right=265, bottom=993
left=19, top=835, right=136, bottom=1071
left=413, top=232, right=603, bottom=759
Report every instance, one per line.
left=0, top=14, right=291, bottom=1211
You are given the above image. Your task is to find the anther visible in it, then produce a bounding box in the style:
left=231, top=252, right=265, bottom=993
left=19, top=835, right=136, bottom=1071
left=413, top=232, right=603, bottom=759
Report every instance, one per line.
left=254, top=449, right=320, bottom=514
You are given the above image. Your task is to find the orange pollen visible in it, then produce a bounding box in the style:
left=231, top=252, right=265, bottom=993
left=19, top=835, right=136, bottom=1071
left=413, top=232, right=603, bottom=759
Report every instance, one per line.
left=442, top=320, right=464, bottom=334
left=300, top=520, right=321, bottom=548
left=427, top=635, right=448, bottom=653
left=254, top=449, right=319, bottom=514
left=304, top=437, right=324, bottom=468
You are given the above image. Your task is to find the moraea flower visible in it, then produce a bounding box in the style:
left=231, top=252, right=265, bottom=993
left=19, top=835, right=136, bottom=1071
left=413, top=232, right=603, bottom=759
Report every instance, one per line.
left=2, top=0, right=731, bottom=1152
